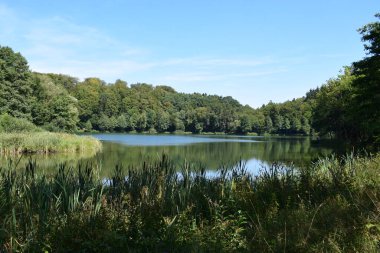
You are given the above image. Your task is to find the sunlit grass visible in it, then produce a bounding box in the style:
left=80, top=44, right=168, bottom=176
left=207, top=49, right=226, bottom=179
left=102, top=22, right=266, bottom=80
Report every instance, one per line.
left=0, top=132, right=102, bottom=155
left=0, top=114, right=102, bottom=155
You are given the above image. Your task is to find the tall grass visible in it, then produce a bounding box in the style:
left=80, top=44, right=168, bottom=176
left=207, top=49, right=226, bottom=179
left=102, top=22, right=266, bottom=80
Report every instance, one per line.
left=0, top=153, right=379, bottom=252
left=0, top=114, right=102, bottom=155
left=0, top=132, right=102, bottom=155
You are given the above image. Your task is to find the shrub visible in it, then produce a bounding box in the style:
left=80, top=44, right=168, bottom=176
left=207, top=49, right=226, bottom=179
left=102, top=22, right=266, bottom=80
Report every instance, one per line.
left=0, top=114, right=42, bottom=133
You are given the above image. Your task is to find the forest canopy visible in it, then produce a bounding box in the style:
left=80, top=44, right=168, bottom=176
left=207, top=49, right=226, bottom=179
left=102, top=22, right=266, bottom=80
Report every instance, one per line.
left=0, top=45, right=314, bottom=136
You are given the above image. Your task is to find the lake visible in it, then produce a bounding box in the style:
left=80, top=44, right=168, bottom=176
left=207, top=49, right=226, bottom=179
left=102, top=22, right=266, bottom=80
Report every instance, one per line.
left=1, top=134, right=345, bottom=176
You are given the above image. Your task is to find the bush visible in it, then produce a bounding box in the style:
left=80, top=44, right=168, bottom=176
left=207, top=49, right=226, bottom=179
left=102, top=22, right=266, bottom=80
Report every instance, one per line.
left=0, top=114, right=42, bottom=133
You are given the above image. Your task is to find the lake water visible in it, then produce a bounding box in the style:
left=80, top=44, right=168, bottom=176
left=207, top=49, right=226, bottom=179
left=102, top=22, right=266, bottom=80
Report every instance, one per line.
left=2, top=134, right=345, bottom=176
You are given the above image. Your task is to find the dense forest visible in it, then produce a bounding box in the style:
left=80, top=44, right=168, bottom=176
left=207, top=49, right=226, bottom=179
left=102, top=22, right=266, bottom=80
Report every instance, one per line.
left=0, top=14, right=379, bottom=145
left=0, top=47, right=313, bottom=135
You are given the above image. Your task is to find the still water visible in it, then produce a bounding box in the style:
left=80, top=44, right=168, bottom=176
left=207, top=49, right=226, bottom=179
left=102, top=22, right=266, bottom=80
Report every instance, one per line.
left=1, top=134, right=345, bottom=176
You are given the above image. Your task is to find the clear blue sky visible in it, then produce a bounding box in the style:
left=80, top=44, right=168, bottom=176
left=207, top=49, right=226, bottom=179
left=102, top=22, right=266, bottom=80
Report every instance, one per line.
left=0, top=1, right=378, bottom=108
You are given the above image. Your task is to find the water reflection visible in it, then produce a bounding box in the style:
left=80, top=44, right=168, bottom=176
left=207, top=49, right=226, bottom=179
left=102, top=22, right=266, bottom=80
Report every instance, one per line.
left=91, top=137, right=337, bottom=176
left=0, top=134, right=344, bottom=176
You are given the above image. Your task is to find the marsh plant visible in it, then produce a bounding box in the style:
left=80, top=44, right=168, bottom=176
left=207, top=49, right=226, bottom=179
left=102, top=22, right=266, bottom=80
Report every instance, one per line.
left=0, top=114, right=102, bottom=155
left=0, top=153, right=379, bottom=252
left=0, top=132, right=102, bottom=155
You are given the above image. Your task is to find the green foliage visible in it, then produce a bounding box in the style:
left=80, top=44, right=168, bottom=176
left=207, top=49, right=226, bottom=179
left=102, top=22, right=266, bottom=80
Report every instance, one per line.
left=0, top=46, right=34, bottom=120
left=31, top=73, right=79, bottom=132
left=0, top=114, right=42, bottom=133
left=96, top=114, right=111, bottom=131
left=0, top=45, right=357, bottom=139
left=312, top=68, right=358, bottom=139
left=255, top=98, right=314, bottom=135
left=0, top=153, right=378, bottom=252
left=351, top=13, right=380, bottom=143
left=0, top=47, right=79, bottom=132
left=46, top=73, right=79, bottom=92
left=115, top=114, right=127, bottom=131
left=311, top=14, right=380, bottom=145
left=68, top=78, right=260, bottom=134
left=72, top=78, right=103, bottom=123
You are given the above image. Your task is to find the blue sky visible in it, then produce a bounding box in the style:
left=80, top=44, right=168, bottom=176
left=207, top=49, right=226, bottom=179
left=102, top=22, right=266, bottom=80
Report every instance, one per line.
left=0, top=1, right=378, bottom=108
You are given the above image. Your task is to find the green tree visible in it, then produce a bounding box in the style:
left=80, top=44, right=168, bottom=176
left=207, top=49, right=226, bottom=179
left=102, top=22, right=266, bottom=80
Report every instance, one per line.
left=351, top=13, right=380, bottom=142
left=0, top=46, right=34, bottom=119
left=47, top=96, right=79, bottom=131
left=175, top=117, right=185, bottom=132
left=146, top=109, right=157, bottom=129
left=194, top=122, right=203, bottom=133
left=273, top=114, right=283, bottom=131
left=112, top=79, right=129, bottom=99
left=116, top=114, right=128, bottom=131
left=46, top=73, right=78, bottom=92
left=301, top=117, right=311, bottom=135
left=312, top=68, right=357, bottom=139
left=99, top=86, right=119, bottom=117
left=265, top=116, right=273, bottom=133
left=136, top=112, right=147, bottom=131
left=284, top=118, right=291, bottom=131
left=97, top=114, right=117, bottom=131
left=239, top=115, right=251, bottom=134
left=31, top=73, right=79, bottom=131
left=73, top=78, right=103, bottom=122
left=83, top=120, right=93, bottom=131
left=156, top=111, right=170, bottom=132
left=291, top=117, right=302, bottom=132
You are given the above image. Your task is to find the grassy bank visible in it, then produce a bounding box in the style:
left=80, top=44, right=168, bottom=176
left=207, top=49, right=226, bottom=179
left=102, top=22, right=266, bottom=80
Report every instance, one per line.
left=0, top=153, right=378, bottom=252
left=0, top=132, right=102, bottom=154
left=0, top=114, right=102, bottom=155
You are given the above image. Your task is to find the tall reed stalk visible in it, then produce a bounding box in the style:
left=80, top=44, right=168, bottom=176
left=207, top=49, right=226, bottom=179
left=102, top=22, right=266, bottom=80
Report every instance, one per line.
left=0, top=153, right=378, bottom=252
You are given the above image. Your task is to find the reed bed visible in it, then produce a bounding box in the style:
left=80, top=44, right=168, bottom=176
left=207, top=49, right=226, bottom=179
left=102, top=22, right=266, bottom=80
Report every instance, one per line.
left=0, top=153, right=379, bottom=252
left=0, top=132, right=102, bottom=155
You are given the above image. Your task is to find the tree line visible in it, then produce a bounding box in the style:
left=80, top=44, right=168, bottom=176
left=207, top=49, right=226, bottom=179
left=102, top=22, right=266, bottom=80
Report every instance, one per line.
left=0, top=47, right=316, bottom=135
left=0, top=14, right=379, bottom=144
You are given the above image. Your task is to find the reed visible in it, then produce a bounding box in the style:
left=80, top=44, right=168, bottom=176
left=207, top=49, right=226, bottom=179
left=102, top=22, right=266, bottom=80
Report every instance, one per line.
left=0, top=153, right=378, bottom=252
left=0, top=132, right=102, bottom=155
left=0, top=114, right=102, bottom=155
